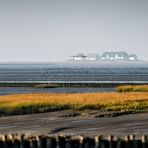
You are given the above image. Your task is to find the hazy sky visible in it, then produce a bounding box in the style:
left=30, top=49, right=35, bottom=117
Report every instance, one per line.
left=0, top=0, right=148, bottom=62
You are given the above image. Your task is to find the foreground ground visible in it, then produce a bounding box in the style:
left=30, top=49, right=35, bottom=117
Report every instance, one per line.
left=0, top=111, right=148, bottom=137
left=0, top=92, right=147, bottom=137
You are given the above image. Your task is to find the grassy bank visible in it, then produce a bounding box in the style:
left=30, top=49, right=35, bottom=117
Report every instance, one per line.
left=116, top=85, right=148, bottom=92
left=0, top=92, right=148, bottom=116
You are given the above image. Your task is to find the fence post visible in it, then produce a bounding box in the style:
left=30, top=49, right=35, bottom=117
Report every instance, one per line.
left=124, top=135, right=130, bottom=148
left=23, top=135, right=31, bottom=148
left=116, top=137, right=124, bottom=148
left=13, top=134, right=22, bottom=148
left=56, top=135, right=66, bottom=148
left=20, top=134, right=25, bottom=148
left=65, top=136, right=71, bottom=148
left=95, top=135, right=107, bottom=148
left=108, top=135, right=115, bottom=148
left=46, top=135, right=57, bottom=148
left=36, top=135, right=47, bottom=148
left=28, top=135, right=38, bottom=148
left=77, top=135, right=84, bottom=148
left=95, top=135, right=99, bottom=148
left=83, top=137, right=95, bottom=148
left=0, top=134, right=148, bottom=148
left=129, top=134, right=139, bottom=148
left=0, top=135, right=7, bottom=148
left=142, top=135, right=147, bottom=148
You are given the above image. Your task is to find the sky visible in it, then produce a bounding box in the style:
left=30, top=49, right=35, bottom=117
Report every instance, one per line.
left=0, top=0, right=148, bottom=62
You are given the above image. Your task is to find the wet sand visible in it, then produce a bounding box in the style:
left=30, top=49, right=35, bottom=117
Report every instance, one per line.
left=0, top=111, right=148, bottom=137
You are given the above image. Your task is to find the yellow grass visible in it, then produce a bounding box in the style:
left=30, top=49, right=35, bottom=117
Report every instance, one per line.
left=116, top=85, right=148, bottom=92
left=0, top=92, right=148, bottom=115
left=0, top=92, right=147, bottom=104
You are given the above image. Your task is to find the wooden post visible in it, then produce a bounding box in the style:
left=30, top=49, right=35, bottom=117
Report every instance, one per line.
left=13, top=134, right=22, bottom=148
left=0, top=134, right=147, bottom=148
left=29, top=136, right=38, bottom=148
left=58, top=135, right=66, bottom=148
left=20, top=134, right=25, bottom=148
left=36, top=135, right=47, bottom=148
left=108, top=135, right=117, bottom=148
left=142, top=135, right=148, bottom=148
left=83, top=137, right=95, bottom=148
left=78, top=136, right=84, bottom=148
left=95, top=135, right=99, bottom=148
left=65, top=136, right=71, bottom=148
left=95, top=135, right=107, bottom=148
left=0, top=135, right=7, bottom=148
left=124, top=135, right=130, bottom=148
left=116, top=137, right=124, bottom=148
left=129, top=135, right=139, bottom=148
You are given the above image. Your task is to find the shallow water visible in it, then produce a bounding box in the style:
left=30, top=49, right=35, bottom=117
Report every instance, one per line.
left=0, top=63, right=148, bottom=82
left=0, top=87, right=115, bottom=95
left=0, top=63, right=148, bottom=95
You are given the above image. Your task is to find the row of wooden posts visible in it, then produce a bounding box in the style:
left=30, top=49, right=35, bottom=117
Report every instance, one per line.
left=0, top=134, right=147, bottom=148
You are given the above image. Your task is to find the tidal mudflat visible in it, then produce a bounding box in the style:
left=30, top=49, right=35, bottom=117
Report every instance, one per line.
left=0, top=110, right=147, bottom=137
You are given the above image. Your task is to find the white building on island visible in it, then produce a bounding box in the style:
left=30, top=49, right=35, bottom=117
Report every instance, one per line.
left=86, top=53, right=100, bottom=61
left=129, top=54, right=138, bottom=61
left=70, top=51, right=138, bottom=61
left=71, top=53, right=87, bottom=60
left=100, top=51, right=129, bottom=60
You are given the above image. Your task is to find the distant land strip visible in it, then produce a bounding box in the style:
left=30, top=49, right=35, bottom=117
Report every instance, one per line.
left=0, top=81, right=148, bottom=88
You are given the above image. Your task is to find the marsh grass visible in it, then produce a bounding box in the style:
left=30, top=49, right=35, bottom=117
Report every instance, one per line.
left=0, top=92, right=148, bottom=116
left=116, top=85, right=148, bottom=92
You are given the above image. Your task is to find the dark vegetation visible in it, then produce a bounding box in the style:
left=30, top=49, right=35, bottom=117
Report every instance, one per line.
left=0, top=82, right=147, bottom=88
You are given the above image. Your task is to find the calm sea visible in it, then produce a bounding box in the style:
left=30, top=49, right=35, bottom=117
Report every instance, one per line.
left=0, top=62, right=148, bottom=95
left=0, top=62, right=148, bottom=82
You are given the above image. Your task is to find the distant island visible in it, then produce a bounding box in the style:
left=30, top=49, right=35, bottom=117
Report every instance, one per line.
left=70, top=51, right=138, bottom=61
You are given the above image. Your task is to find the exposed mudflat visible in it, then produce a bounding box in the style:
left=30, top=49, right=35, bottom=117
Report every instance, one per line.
left=0, top=110, right=148, bottom=137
